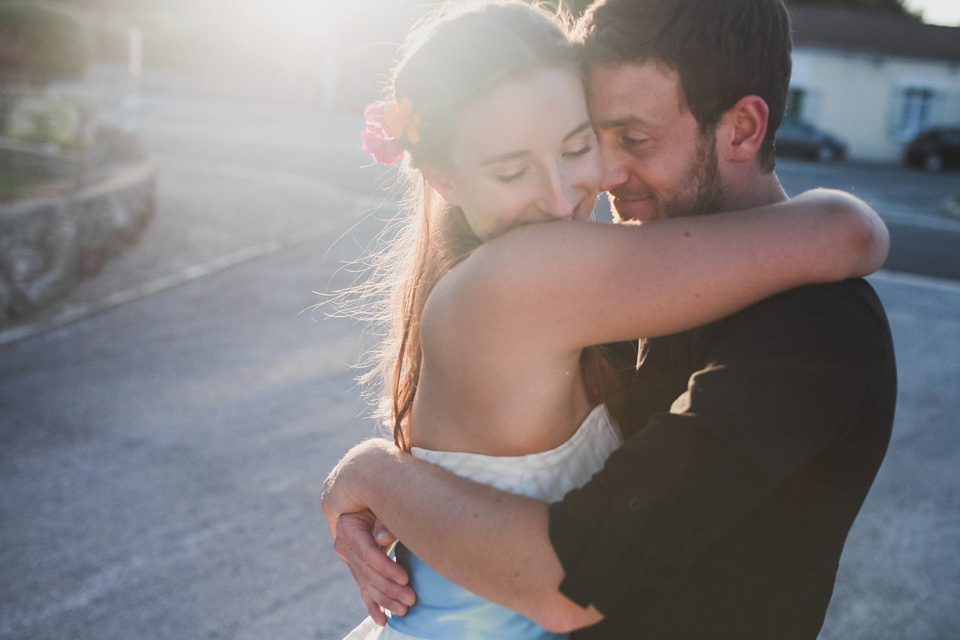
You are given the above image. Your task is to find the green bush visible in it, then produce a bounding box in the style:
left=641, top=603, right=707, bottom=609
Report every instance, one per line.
left=5, top=93, right=85, bottom=148
left=0, top=1, right=92, bottom=82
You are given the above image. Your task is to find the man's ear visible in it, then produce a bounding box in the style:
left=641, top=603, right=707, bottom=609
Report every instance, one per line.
left=420, top=164, right=460, bottom=207
left=717, top=95, right=769, bottom=163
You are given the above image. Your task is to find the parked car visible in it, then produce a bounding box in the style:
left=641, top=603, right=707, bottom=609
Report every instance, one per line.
left=775, top=118, right=847, bottom=162
left=903, top=127, right=960, bottom=172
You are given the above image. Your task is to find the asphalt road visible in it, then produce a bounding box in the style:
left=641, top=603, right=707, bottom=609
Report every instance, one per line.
left=1, top=79, right=958, bottom=640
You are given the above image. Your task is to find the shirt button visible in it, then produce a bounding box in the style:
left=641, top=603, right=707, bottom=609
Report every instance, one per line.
left=628, top=496, right=644, bottom=512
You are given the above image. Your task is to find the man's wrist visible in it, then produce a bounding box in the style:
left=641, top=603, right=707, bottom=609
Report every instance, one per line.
left=323, top=438, right=399, bottom=536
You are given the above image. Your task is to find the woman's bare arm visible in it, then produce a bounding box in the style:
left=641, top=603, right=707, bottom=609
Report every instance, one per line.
left=435, top=189, right=888, bottom=353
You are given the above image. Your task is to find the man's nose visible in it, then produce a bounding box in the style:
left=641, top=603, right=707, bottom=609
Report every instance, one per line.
left=599, top=147, right=629, bottom=193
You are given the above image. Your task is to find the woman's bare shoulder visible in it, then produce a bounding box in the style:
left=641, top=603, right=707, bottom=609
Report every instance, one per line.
left=421, top=221, right=622, bottom=354
left=420, top=253, right=502, bottom=352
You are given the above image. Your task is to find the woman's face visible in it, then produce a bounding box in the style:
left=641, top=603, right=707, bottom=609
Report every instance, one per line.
left=429, top=67, right=602, bottom=241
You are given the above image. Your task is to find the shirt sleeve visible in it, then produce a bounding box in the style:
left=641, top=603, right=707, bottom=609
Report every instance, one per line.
left=548, top=281, right=884, bottom=614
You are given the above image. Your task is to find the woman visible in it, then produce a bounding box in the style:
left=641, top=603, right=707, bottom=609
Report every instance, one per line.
left=339, top=2, right=887, bottom=638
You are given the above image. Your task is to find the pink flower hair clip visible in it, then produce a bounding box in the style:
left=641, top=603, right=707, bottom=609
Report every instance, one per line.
left=361, top=96, right=421, bottom=166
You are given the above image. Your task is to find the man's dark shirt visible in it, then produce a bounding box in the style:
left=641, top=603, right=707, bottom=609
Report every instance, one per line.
left=549, top=279, right=897, bottom=639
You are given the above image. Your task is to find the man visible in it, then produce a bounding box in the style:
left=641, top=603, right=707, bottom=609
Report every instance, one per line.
left=323, top=0, right=897, bottom=637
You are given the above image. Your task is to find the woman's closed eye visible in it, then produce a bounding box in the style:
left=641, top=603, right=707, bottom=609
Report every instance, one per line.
left=494, top=167, right=529, bottom=183
left=563, top=143, right=594, bottom=159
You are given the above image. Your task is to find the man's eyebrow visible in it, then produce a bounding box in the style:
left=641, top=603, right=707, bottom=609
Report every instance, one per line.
left=594, top=115, right=654, bottom=131
left=480, top=120, right=594, bottom=166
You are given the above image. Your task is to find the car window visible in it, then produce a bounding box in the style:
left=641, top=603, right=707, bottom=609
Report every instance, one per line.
left=941, top=131, right=960, bottom=146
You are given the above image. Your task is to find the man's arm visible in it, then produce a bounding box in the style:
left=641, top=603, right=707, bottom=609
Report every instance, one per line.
left=322, top=438, right=603, bottom=632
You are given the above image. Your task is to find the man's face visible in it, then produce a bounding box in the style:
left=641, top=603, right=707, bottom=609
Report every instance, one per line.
left=588, top=61, right=725, bottom=222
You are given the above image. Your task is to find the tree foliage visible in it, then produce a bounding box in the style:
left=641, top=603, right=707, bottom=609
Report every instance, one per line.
left=0, top=1, right=92, bottom=82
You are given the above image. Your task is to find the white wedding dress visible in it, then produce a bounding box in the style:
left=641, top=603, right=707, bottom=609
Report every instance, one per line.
left=344, top=404, right=622, bottom=640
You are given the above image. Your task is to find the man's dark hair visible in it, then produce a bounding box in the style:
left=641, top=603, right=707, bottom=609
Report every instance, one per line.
left=575, top=0, right=792, bottom=172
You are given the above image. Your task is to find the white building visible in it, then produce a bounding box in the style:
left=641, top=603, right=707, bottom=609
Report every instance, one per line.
left=787, top=5, right=960, bottom=162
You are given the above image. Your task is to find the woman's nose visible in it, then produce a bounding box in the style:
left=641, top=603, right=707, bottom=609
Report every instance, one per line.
left=541, top=167, right=576, bottom=219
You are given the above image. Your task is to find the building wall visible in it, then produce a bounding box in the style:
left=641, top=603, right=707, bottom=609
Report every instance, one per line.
left=790, top=46, right=960, bottom=162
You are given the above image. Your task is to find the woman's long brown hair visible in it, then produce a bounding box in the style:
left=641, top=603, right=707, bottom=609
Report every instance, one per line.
left=343, top=2, right=616, bottom=451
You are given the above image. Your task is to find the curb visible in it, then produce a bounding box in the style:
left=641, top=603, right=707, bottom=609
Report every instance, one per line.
left=0, top=161, right=156, bottom=327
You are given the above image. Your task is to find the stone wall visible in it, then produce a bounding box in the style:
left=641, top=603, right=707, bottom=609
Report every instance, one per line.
left=0, top=159, right=155, bottom=326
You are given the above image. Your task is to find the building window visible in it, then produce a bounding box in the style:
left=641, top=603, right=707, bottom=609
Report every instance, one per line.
left=898, top=87, right=936, bottom=140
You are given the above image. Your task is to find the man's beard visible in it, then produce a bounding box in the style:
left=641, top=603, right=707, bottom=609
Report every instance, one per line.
left=607, top=132, right=726, bottom=223
left=661, top=132, right=725, bottom=219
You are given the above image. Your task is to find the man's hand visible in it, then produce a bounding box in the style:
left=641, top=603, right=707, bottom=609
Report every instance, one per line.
left=322, top=439, right=416, bottom=624
left=334, top=511, right=416, bottom=624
